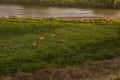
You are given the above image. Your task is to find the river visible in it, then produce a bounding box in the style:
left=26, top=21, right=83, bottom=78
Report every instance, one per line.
left=0, top=4, right=120, bottom=18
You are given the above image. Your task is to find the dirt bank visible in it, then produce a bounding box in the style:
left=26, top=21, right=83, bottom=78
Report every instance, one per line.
left=56, top=16, right=120, bottom=21
left=1, top=57, right=120, bottom=80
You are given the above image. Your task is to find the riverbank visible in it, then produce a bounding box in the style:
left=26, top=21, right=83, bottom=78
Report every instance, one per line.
left=0, top=0, right=120, bottom=9
left=57, top=16, right=120, bottom=21
left=0, top=17, right=120, bottom=80
left=0, top=17, right=120, bottom=72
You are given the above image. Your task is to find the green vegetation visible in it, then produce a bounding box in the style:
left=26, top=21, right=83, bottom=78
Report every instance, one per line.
left=0, top=17, right=120, bottom=75
left=0, top=0, right=120, bottom=8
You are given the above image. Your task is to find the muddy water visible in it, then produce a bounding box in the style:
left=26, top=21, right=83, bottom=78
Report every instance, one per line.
left=0, top=4, right=120, bottom=18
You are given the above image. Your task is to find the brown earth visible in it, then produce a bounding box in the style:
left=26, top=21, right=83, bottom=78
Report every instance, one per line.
left=57, top=16, right=120, bottom=21
left=1, top=57, right=120, bottom=80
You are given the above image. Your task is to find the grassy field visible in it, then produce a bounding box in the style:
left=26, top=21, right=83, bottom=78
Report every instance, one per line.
left=0, top=17, right=120, bottom=75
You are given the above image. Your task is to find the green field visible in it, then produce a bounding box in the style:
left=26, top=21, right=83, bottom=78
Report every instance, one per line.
left=0, top=17, right=120, bottom=75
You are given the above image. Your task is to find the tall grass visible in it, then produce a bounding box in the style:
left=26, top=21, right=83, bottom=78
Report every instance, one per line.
left=0, top=17, right=120, bottom=75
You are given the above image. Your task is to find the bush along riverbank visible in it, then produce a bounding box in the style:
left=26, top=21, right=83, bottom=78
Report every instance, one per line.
left=0, top=0, right=120, bottom=8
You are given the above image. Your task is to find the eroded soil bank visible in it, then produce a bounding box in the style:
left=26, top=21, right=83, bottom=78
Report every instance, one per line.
left=1, top=57, right=120, bottom=80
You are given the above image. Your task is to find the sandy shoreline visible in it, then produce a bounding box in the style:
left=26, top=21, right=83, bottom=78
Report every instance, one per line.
left=56, top=16, right=120, bottom=21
